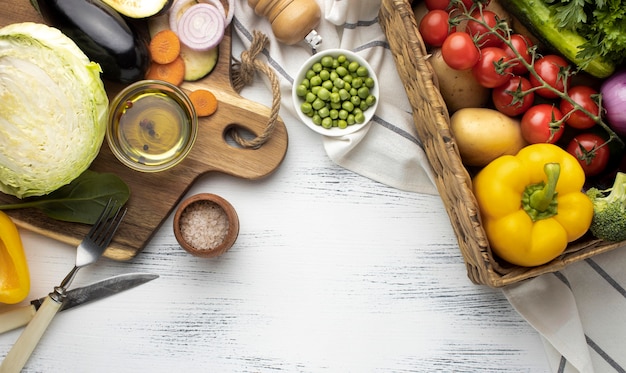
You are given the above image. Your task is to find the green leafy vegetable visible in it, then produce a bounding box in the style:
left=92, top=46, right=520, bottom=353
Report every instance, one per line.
left=0, top=22, right=108, bottom=199
left=544, top=0, right=626, bottom=69
left=0, top=170, right=130, bottom=224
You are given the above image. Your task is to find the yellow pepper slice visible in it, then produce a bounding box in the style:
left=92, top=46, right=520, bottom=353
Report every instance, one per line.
left=473, top=143, right=593, bottom=267
left=0, top=211, right=30, bottom=304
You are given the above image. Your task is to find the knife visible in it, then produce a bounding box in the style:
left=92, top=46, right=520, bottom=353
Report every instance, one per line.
left=0, top=273, right=159, bottom=335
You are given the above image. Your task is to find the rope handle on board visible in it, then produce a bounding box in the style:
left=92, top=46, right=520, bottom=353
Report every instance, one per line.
left=229, top=31, right=280, bottom=149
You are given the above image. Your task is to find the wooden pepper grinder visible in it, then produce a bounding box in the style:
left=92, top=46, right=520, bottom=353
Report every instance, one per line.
left=248, top=0, right=323, bottom=51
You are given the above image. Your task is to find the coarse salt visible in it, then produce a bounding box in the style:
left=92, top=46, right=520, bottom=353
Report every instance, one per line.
left=179, top=200, right=229, bottom=250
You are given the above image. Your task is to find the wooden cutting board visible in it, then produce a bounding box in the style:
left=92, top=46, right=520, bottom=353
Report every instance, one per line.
left=0, top=2, right=289, bottom=261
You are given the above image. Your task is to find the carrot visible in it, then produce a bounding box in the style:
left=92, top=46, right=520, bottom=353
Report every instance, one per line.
left=145, top=55, right=185, bottom=86
left=189, top=89, right=218, bottom=117
left=149, top=29, right=181, bottom=64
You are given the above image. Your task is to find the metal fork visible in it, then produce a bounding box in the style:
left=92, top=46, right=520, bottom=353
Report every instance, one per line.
left=0, top=200, right=127, bottom=373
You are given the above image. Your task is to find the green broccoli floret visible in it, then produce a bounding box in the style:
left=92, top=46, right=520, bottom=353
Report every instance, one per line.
left=586, top=172, right=626, bottom=242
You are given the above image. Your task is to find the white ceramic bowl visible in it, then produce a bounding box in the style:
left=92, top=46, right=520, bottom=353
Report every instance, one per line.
left=292, top=49, right=379, bottom=137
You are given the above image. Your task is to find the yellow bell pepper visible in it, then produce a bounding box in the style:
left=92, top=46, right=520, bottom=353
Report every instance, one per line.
left=473, top=143, right=593, bottom=267
left=0, top=211, right=30, bottom=304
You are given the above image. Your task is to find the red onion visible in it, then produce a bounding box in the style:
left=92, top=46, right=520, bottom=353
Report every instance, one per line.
left=169, top=0, right=196, bottom=34
left=177, top=3, right=225, bottom=51
left=601, top=69, right=626, bottom=136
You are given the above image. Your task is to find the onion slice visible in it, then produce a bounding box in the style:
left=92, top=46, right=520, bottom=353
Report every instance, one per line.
left=177, top=3, right=225, bottom=51
left=169, top=0, right=196, bottom=34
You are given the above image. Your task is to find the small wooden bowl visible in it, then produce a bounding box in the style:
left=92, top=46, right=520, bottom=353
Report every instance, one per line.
left=173, top=193, right=239, bottom=258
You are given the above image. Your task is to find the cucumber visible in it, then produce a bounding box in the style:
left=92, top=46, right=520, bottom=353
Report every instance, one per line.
left=500, top=0, right=615, bottom=78
left=101, top=0, right=172, bottom=18
left=31, top=0, right=150, bottom=83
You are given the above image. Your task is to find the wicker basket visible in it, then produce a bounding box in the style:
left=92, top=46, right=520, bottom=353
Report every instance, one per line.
left=379, top=0, right=625, bottom=287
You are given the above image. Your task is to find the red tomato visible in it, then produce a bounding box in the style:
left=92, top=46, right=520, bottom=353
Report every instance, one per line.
left=502, top=34, right=533, bottom=75
left=441, top=31, right=480, bottom=70
left=560, top=85, right=600, bottom=130
left=425, top=0, right=451, bottom=10
left=520, top=104, right=564, bottom=144
left=458, top=0, right=490, bottom=10
left=529, top=55, right=572, bottom=99
left=419, top=10, right=454, bottom=47
left=492, top=76, right=534, bottom=117
left=471, top=46, right=512, bottom=88
left=566, top=133, right=610, bottom=176
left=465, top=10, right=503, bottom=48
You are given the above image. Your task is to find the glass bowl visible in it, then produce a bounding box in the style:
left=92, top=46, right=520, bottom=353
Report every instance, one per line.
left=106, top=80, right=198, bottom=172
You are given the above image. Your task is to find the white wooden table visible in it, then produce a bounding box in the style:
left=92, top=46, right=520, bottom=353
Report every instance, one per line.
left=0, top=37, right=550, bottom=373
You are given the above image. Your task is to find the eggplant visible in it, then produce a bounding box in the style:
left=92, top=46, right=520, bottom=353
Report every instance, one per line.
left=31, top=0, right=150, bottom=83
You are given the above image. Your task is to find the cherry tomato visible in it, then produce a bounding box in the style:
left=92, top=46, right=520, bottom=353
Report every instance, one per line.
left=441, top=31, right=480, bottom=70
left=419, top=10, right=454, bottom=47
left=465, top=10, right=503, bottom=48
left=458, top=0, right=490, bottom=10
left=502, top=34, right=533, bottom=75
left=425, top=0, right=451, bottom=10
left=492, top=76, right=534, bottom=117
left=529, top=55, right=572, bottom=99
left=520, top=104, right=564, bottom=144
left=471, top=46, right=512, bottom=88
left=566, top=133, right=610, bottom=177
left=560, top=85, right=600, bottom=130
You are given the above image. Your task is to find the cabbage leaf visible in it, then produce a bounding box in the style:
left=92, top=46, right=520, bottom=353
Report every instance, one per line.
left=0, top=22, right=108, bottom=198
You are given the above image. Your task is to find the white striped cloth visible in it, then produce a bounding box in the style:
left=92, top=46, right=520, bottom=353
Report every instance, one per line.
left=234, top=1, right=626, bottom=372
left=232, top=0, right=437, bottom=195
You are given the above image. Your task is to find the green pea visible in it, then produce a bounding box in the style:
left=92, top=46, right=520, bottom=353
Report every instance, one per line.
left=359, top=101, right=369, bottom=111
left=347, top=114, right=355, bottom=125
left=356, top=66, right=368, bottom=77
left=319, top=69, right=330, bottom=81
left=321, top=55, right=334, bottom=67
left=365, top=77, right=375, bottom=88
left=321, top=117, right=333, bottom=128
left=310, top=75, right=322, bottom=87
left=306, top=69, right=316, bottom=79
left=322, top=80, right=334, bottom=91
left=312, top=62, right=323, bottom=73
left=317, top=87, right=331, bottom=101
left=337, top=119, right=348, bottom=129
left=305, top=92, right=316, bottom=103
left=348, top=61, right=359, bottom=73
left=312, top=98, right=326, bottom=110
left=312, top=114, right=322, bottom=125
left=358, top=86, right=370, bottom=99
left=365, top=95, right=376, bottom=106
left=296, top=84, right=308, bottom=97
left=342, top=101, right=354, bottom=112
left=329, top=109, right=339, bottom=120
left=330, top=92, right=341, bottom=103
left=350, top=88, right=357, bottom=96
left=343, top=74, right=353, bottom=84
left=330, top=102, right=342, bottom=110
left=338, top=89, right=350, bottom=101
left=355, top=111, right=366, bottom=123
left=337, top=54, right=347, bottom=64
left=300, top=102, right=312, bottom=114
left=350, top=95, right=361, bottom=106
left=318, top=106, right=330, bottom=118
left=330, top=71, right=338, bottom=81
left=333, top=78, right=345, bottom=89
left=338, top=109, right=349, bottom=120
left=336, top=66, right=348, bottom=77
left=351, top=77, right=363, bottom=89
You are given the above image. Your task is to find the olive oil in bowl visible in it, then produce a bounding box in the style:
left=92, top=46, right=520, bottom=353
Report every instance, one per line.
left=107, top=80, right=198, bottom=172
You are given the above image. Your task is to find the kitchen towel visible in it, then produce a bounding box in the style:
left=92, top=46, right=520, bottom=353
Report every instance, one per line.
left=233, top=0, right=438, bottom=195
left=503, top=248, right=626, bottom=373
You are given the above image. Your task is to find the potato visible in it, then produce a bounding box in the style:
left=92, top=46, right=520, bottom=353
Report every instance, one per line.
left=428, top=48, right=490, bottom=113
left=450, top=108, right=527, bottom=167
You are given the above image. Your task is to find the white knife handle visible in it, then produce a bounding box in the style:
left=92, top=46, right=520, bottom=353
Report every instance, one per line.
left=0, top=295, right=63, bottom=373
left=0, top=305, right=36, bottom=334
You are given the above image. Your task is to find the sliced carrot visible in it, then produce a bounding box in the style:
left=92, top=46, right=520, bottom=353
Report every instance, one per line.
left=189, top=89, right=218, bottom=117
left=149, top=29, right=181, bottom=64
left=145, top=56, right=185, bottom=86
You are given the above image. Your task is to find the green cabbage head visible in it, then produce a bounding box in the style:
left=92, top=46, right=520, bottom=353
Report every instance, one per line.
left=0, top=22, right=108, bottom=198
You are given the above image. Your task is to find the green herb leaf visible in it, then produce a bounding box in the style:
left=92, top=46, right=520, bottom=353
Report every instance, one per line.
left=0, top=170, right=130, bottom=224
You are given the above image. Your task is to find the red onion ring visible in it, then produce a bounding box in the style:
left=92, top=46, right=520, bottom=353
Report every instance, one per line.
left=169, top=0, right=196, bottom=34
left=177, top=3, right=225, bottom=51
